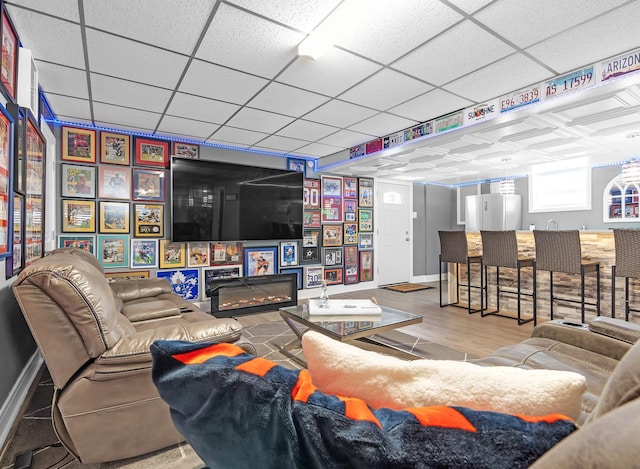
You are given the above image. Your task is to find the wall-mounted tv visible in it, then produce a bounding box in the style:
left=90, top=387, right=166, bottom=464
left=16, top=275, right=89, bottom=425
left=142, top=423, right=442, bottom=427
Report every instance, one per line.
left=171, top=158, right=304, bottom=242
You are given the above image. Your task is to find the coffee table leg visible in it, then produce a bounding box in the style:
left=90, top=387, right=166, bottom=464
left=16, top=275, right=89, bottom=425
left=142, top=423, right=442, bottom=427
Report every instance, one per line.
left=275, top=313, right=308, bottom=367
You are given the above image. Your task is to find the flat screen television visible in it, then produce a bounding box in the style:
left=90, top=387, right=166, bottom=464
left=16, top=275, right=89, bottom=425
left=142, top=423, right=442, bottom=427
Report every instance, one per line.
left=171, top=158, right=304, bottom=242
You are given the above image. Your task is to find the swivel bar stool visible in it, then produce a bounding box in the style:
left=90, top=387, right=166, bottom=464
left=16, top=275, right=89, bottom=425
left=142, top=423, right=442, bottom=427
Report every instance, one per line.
left=438, top=230, right=485, bottom=314
left=480, top=230, right=536, bottom=325
left=611, top=228, right=640, bottom=320
left=533, top=230, right=600, bottom=323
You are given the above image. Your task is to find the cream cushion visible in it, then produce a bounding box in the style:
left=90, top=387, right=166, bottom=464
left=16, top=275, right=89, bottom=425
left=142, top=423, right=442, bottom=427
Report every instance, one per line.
left=301, top=331, right=587, bottom=420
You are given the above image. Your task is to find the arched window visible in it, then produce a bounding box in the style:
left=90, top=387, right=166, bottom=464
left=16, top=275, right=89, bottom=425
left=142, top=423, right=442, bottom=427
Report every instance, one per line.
left=603, top=174, right=640, bottom=222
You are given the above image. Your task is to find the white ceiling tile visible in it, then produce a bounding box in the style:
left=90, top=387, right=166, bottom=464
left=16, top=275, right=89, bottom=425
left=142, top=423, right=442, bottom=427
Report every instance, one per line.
left=389, top=89, right=473, bottom=122
left=179, top=59, right=268, bottom=105
left=156, top=115, right=219, bottom=140
left=392, top=20, right=515, bottom=85
left=93, top=122, right=155, bottom=135
left=83, top=0, right=213, bottom=55
left=318, top=129, right=377, bottom=148
left=93, top=102, right=161, bottom=131
left=303, top=99, right=378, bottom=128
left=474, top=0, right=629, bottom=49
left=208, top=127, right=269, bottom=146
left=7, top=7, right=84, bottom=68
left=44, top=94, right=91, bottom=120
left=278, top=48, right=382, bottom=97
left=277, top=119, right=338, bottom=141
left=196, top=3, right=303, bottom=78
left=37, top=62, right=88, bottom=98
left=339, top=69, right=433, bottom=110
left=86, top=29, right=187, bottom=89
left=224, top=0, right=340, bottom=32
left=295, top=142, right=342, bottom=157
left=8, top=0, right=80, bottom=21
left=247, top=82, right=330, bottom=117
left=226, top=107, right=295, bottom=134
left=335, top=0, right=462, bottom=64
left=90, top=74, right=172, bottom=113
left=253, top=135, right=310, bottom=152
left=166, top=93, right=240, bottom=125
left=348, top=113, right=418, bottom=137
left=446, top=0, right=493, bottom=14
left=526, top=2, right=640, bottom=73
left=443, top=54, right=553, bottom=103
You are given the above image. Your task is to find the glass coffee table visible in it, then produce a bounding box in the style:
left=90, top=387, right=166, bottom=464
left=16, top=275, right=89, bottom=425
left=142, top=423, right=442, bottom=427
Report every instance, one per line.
left=277, top=303, right=423, bottom=366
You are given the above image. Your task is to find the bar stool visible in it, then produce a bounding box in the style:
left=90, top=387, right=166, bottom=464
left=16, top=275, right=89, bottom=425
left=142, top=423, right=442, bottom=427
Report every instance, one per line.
left=438, top=230, right=484, bottom=314
left=611, top=228, right=640, bottom=320
left=533, top=230, right=600, bottom=323
left=480, top=230, right=536, bottom=325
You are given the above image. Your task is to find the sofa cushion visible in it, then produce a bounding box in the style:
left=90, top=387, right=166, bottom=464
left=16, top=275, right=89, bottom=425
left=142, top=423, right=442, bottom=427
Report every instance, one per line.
left=151, top=340, right=576, bottom=469
left=302, top=331, right=587, bottom=420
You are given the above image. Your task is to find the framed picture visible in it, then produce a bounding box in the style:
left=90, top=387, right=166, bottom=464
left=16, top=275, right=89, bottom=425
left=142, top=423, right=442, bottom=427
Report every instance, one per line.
left=24, top=116, right=45, bottom=266
left=303, top=179, right=321, bottom=210
left=62, top=199, right=95, bottom=232
left=323, top=247, right=343, bottom=266
left=98, top=165, right=131, bottom=199
left=130, top=239, right=158, bottom=269
left=344, top=222, right=358, bottom=244
left=279, top=240, right=299, bottom=267
left=187, top=242, right=210, bottom=267
left=358, top=208, right=373, bottom=232
left=61, top=164, right=96, bottom=198
left=303, top=210, right=321, bottom=228
left=6, top=192, right=24, bottom=278
left=359, top=177, right=374, bottom=207
left=359, top=250, right=374, bottom=282
left=132, top=168, right=165, bottom=201
left=100, top=131, right=130, bottom=165
left=99, top=201, right=129, bottom=233
left=159, top=239, right=185, bottom=268
left=105, top=270, right=150, bottom=281
left=321, top=175, right=343, bottom=222
left=58, top=235, right=95, bottom=253
left=210, top=241, right=243, bottom=265
left=343, top=177, right=358, bottom=198
left=301, top=246, right=319, bottom=264
left=280, top=267, right=303, bottom=290
left=322, top=224, right=343, bottom=246
left=0, top=106, right=10, bottom=259
left=156, top=269, right=199, bottom=300
left=343, top=245, right=359, bottom=285
left=358, top=232, right=374, bottom=250
left=344, top=199, right=357, bottom=221
left=324, top=267, right=343, bottom=285
left=204, top=265, right=243, bottom=297
left=97, top=234, right=129, bottom=269
left=134, top=137, right=169, bottom=168
left=304, top=265, right=324, bottom=289
left=10, top=105, right=25, bottom=194
left=303, top=229, right=320, bottom=248
left=61, top=126, right=97, bottom=163
left=244, top=246, right=277, bottom=276
left=172, top=141, right=199, bottom=159
left=0, top=10, right=18, bottom=101
left=134, top=203, right=163, bottom=237
left=287, top=157, right=306, bottom=174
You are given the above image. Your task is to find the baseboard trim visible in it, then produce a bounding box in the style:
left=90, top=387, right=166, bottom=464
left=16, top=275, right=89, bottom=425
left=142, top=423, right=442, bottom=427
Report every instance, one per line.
left=0, top=351, right=43, bottom=451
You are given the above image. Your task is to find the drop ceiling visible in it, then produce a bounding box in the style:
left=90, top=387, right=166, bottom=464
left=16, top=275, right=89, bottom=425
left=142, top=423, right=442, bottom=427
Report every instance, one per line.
left=6, top=0, right=640, bottom=185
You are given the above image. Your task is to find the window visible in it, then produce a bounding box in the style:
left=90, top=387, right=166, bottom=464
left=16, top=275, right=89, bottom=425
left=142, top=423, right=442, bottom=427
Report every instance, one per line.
left=528, top=167, right=591, bottom=213
left=603, top=175, right=639, bottom=222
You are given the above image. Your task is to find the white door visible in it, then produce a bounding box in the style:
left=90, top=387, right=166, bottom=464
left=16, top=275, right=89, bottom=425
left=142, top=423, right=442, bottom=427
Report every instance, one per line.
left=376, top=181, right=412, bottom=285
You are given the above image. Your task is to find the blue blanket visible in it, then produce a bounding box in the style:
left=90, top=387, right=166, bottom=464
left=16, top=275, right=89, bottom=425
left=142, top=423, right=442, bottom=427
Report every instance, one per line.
left=151, top=340, right=576, bottom=469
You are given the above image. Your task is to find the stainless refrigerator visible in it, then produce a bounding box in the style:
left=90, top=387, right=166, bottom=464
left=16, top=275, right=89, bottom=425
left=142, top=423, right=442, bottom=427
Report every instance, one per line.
left=465, top=194, right=522, bottom=231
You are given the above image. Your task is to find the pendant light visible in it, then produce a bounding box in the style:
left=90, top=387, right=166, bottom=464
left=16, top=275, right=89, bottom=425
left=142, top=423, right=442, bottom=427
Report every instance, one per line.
left=499, top=157, right=515, bottom=195
left=622, top=134, right=640, bottom=184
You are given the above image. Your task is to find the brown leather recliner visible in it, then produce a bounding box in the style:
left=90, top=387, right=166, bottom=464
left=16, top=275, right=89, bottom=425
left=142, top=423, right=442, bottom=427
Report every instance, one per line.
left=13, top=249, right=253, bottom=464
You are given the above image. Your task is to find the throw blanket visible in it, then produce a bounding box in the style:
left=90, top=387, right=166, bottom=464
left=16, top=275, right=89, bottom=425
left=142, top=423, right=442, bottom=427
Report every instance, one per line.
left=151, top=340, right=576, bottom=469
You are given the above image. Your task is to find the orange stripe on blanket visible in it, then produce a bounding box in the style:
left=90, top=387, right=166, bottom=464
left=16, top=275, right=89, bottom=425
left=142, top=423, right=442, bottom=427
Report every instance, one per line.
left=516, top=413, right=573, bottom=424
left=292, top=370, right=318, bottom=403
left=236, top=357, right=277, bottom=377
left=173, top=343, right=244, bottom=364
left=406, top=406, right=477, bottom=432
left=339, top=396, right=382, bottom=429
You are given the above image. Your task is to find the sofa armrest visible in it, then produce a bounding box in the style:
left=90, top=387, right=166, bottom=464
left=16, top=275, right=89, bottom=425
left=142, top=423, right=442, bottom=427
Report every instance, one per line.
left=532, top=319, right=633, bottom=361
left=121, top=300, right=182, bottom=322
left=588, top=317, right=640, bottom=344
left=109, top=278, right=173, bottom=303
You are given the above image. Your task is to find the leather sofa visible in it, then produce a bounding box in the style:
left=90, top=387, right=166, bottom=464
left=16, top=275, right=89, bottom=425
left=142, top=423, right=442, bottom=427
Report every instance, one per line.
left=12, top=248, right=253, bottom=464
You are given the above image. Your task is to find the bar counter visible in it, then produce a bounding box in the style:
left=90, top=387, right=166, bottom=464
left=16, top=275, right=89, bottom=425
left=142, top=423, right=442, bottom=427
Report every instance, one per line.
left=449, top=231, right=635, bottom=325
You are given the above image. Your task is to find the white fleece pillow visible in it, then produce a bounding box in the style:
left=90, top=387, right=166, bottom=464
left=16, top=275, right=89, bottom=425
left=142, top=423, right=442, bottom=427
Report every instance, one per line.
left=301, top=331, right=586, bottom=420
